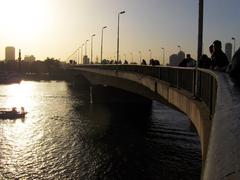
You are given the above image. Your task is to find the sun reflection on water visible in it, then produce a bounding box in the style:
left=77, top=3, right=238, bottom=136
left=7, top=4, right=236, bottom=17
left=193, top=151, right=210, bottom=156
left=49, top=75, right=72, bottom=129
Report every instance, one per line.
left=3, top=81, right=35, bottom=110
left=0, top=81, right=44, bottom=178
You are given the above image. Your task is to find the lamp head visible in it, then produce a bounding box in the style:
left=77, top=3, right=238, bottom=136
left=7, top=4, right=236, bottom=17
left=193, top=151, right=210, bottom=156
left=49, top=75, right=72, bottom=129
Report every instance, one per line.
left=120, top=11, right=126, bottom=14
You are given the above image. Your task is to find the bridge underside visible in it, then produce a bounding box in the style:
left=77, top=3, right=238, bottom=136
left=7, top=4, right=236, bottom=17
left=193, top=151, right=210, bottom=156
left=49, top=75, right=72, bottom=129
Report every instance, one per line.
left=74, top=70, right=181, bottom=110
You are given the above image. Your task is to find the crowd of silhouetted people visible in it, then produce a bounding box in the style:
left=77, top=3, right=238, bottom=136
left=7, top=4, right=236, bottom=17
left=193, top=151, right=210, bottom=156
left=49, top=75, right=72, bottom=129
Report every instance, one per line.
left=177, top=40, right=240, bottom=81
left=80, top=39, right=240, bottom=81
left=198, top=40, right=229, bottom=71
left=199, top=40, right=240, bottom=81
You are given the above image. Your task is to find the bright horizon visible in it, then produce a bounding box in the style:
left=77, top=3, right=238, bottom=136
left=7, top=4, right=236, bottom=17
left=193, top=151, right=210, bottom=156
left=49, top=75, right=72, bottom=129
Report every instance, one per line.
left=0, top=0, right=239, bottom=63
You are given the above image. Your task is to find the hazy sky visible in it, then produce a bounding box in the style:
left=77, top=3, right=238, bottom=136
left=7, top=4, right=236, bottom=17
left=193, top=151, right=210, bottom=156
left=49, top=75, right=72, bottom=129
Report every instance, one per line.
left=0, top=0, right=239, bottom=63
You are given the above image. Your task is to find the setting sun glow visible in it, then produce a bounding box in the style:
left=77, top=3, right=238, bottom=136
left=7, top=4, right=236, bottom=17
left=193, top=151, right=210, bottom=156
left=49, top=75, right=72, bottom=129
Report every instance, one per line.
left=0, top=0, right=50, bottom=44
left=0, top=0, right=239, bottom=62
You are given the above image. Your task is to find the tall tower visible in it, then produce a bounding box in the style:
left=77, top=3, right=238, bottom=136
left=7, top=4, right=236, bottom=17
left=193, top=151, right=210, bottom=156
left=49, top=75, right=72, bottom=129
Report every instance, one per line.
left=17, top=49, right=22, bottom=72
left=225, top=43, right=232, bottom=62
left=5, top=46, right=15, bottom=61
left=18, top=49, right=22, bottom=61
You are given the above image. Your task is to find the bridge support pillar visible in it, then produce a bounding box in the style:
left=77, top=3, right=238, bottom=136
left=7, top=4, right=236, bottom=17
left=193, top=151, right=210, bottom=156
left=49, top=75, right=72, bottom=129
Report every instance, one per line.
left=90, top=86, right=93, bottom=104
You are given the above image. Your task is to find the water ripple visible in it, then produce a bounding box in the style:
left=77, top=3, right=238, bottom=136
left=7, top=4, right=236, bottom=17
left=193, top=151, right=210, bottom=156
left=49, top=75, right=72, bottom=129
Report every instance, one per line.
left=0, top=81, right=201, bottom=179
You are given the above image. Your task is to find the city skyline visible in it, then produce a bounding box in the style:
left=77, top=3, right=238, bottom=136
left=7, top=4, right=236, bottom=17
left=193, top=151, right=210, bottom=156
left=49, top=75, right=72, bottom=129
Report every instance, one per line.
left=0, top=0, right=239, bottom=62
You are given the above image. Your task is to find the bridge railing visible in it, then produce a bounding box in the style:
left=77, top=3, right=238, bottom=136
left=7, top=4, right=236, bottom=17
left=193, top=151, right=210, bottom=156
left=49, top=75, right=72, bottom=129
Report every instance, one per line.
left=197, top=69, right=218, bottom=117
left=74, top=64, right=217, bottom=117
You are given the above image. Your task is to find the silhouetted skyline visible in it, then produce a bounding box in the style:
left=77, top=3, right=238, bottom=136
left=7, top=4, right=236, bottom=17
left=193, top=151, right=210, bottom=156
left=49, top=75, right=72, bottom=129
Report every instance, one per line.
left=0, top=0, right=239, bottom=62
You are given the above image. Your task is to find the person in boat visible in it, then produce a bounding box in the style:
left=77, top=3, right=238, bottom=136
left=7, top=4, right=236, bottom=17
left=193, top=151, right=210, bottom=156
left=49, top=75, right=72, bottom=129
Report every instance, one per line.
left=12, top=107, right=17, bottom=114
left=21, top=107, right=25, bottom=114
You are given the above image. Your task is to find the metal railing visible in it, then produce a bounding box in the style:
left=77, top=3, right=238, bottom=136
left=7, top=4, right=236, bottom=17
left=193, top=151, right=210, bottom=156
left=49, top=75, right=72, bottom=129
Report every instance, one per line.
left=73, top=64, right=218, bottom=117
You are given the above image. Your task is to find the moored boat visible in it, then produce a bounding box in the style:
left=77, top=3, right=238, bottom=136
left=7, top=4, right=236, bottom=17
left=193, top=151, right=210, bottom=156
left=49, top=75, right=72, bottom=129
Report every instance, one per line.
left=0, top=107, right=27, bottom=119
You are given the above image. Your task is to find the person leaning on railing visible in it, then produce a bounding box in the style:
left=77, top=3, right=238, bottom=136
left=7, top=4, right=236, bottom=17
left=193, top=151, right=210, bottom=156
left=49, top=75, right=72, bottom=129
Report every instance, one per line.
left=211, top=40, right=229, bottom=72
left=198, top=54, right=211, bottom=69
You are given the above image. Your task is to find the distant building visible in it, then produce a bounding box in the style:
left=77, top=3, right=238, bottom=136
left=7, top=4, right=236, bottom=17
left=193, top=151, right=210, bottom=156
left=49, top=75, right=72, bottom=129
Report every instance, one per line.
left=24, top=55, right=36, bottom=61
left=225, top=43, right=232, bottom=62
left=169, top=54, right=178, bottom=66
left=5, top=46, right=15, bottom=61
left=169, top=51, right=185, bottom=66
left=178, top=51, right=185, bottom=62
left=83, top=55, right=90, bottom=64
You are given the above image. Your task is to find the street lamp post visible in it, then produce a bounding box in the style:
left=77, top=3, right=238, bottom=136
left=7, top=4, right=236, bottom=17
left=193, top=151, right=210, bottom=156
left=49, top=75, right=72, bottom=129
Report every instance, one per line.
left=195, top=0, right=204, bottom=98
left=75, top=50, right=78, bottom=63
left=85, top=40, right=89, bottom=56
left=232, top=37, right=236, bottom=54
left=77, top=47, right=80, bottom=64
left=123, top=54, right=127, bottom=61
left=130, top=52, right=133, bottom=63
left=139, top=51, right=142, bottom=64
left=117, top=11, right=126, bottom=64
left=161, top=48, right=165, bottom=65
left=197, top=0, right=204, bottom=60
left=149, top=49, right=152, bottom=60
left=91, top=34, right=96, bottom=64
left=81, top=43, right=84, bottom=64
left=101, top=26, right=107, bottom=64
left=177, top=45, right=181, bottom=51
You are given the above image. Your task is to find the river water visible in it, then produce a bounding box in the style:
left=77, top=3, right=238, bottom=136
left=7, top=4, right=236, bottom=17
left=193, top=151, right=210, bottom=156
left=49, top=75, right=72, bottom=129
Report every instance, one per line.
left=0, top=81, right=201, bottom=180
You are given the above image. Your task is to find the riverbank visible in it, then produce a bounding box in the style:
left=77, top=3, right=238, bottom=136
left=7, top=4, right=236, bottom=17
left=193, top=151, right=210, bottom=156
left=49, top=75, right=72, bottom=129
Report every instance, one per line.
left=21, top=72, right=72, bottom=81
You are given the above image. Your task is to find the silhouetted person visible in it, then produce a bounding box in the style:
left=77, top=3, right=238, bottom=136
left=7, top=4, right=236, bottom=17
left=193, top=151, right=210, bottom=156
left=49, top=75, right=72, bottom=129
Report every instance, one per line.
left=149, top=59, right=155, bottom=66
left=12, top=107, right=17, bottom=114
left=209, top=44, right=214, bottom=56
left=123, top=60, right=128, bottom=64
left=141, top=59, right=147, bottom=65
left=154, top=60, right=160, bottom=65
left=228, top=48, right=240, bottom=81
left=21, top=107, right=25, bottom=114
left=198, top=54, right=211, bottom=69
left=179, top=58, right=188, bottom=67
left=179, top=54, right=196, bottom=67
left=209, top=44, right=214, bottom=68
left=186, top=54, right=196, bottom=67
left=211, top=40, right=229, bottom=71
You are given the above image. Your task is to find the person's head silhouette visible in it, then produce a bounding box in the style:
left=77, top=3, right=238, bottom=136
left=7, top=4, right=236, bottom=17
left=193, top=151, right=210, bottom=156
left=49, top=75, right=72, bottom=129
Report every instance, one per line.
left=213, top=40, right=222, bottom=52
left=209, top=44, right=214, bottom=55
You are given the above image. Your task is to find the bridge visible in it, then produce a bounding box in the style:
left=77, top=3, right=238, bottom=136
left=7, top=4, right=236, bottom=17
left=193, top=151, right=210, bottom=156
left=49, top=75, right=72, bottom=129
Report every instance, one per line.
left=67, top=64, right=240, bottom=180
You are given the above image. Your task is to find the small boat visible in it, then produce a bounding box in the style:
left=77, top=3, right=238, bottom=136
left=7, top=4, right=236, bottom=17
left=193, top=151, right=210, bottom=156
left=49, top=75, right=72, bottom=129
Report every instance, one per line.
left=0, top=107, right=27, bottom=119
